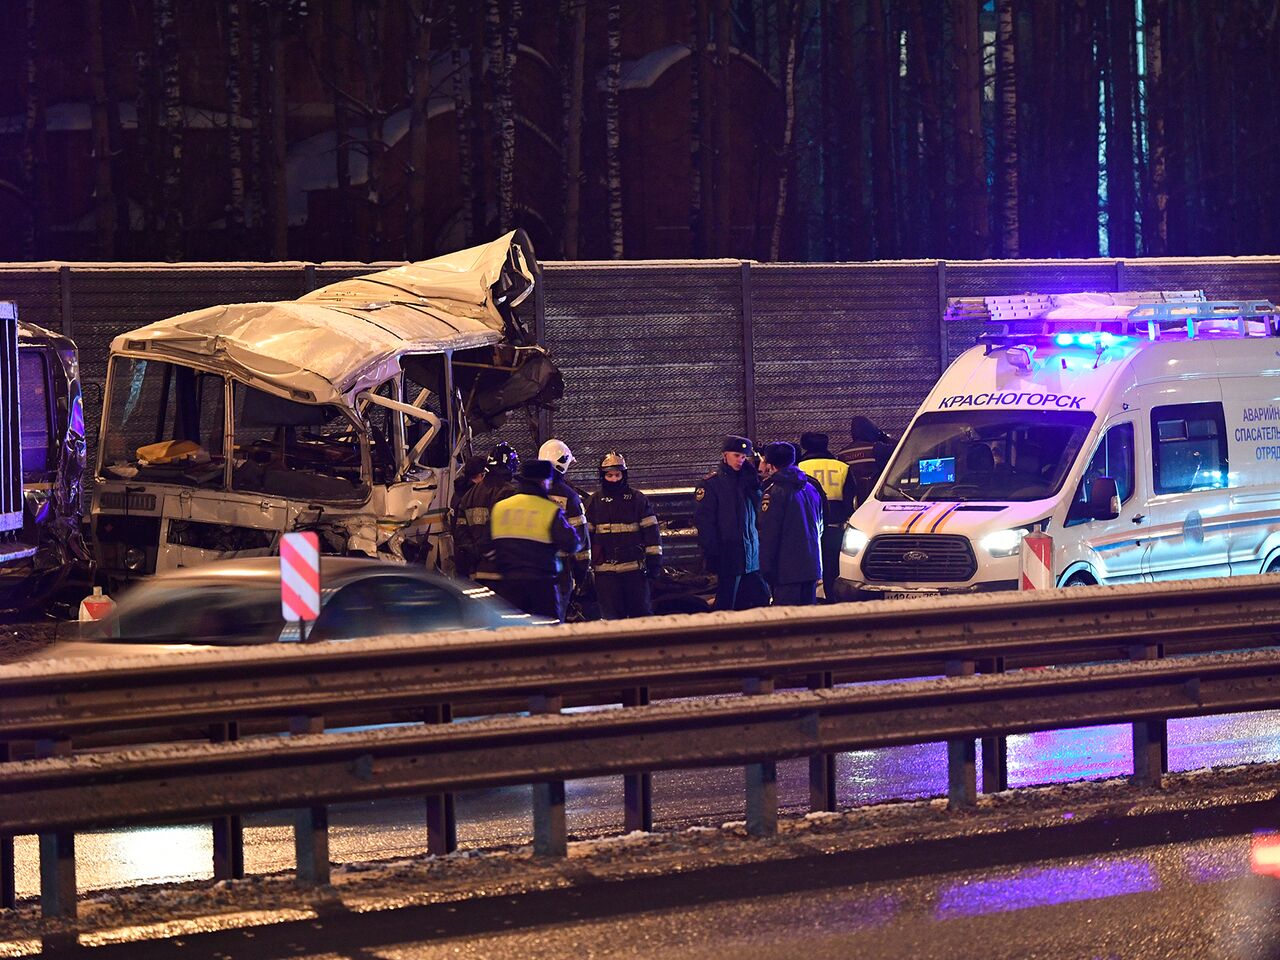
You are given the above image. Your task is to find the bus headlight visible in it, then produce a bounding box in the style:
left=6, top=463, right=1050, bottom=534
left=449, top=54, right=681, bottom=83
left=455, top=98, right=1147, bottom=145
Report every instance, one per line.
left=841, top=527, right=870, bottom=556
left=979, top=527, right=1029, bottom=558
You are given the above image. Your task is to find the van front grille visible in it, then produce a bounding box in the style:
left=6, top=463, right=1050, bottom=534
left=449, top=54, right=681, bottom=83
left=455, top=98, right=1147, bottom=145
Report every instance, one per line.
left=862, top=534, right=977, bottom=583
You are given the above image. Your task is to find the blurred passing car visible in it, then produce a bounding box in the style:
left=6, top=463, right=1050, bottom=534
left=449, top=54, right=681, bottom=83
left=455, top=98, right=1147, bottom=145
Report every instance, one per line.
left=28, top=557, right=538, bottom=658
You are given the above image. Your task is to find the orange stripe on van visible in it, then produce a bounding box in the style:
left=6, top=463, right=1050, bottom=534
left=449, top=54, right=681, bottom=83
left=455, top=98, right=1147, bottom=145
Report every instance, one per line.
left=929, top=503, right=962, bottom=532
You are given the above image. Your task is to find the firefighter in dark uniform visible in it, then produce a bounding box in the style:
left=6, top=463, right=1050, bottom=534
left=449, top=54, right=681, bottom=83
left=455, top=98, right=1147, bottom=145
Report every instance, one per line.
left=694, top=435, right=766, bottom=612
left=489, top=459, right=578, bottom=620
left=797, top=432, right=859, bottom=601
left=539, top=438, right=592, bottom=620
left=585, top=451, right=662, bottom=619
left=453, top=443, right=519, bottom=586
left=836, top=416, right=895, bottom=501
left=759, top=441, right=824, bottom=605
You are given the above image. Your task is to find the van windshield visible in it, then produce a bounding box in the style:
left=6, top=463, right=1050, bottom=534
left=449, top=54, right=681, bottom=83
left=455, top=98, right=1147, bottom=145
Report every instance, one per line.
left=877, top=410, right=1095, bottom=502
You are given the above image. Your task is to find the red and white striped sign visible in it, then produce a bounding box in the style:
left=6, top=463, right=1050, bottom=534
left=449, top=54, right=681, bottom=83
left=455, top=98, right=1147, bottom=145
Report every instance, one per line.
left=280, top=531, right=321, bottom=621
left=1019, top=532, right=1054, bottom=590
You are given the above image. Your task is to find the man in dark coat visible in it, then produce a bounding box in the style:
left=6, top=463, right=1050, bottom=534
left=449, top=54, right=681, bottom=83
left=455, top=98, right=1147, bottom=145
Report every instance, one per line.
left=694, top=435, right=766, bottom=612
left=797, top=432, right=859, bottom=601
left=490, top=459, right=578, bottom=620
left=759, top=441, right=824, bottom=606
left=453, top=443, right=519, bottom=585
left=837, top=416, right=895, bottom=501
left=585, top=450, right=662, bottom=619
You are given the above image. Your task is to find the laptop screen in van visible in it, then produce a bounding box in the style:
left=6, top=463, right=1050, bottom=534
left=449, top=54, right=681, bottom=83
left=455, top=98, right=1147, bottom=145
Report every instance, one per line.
left=919, top=457, right=956, bottom=484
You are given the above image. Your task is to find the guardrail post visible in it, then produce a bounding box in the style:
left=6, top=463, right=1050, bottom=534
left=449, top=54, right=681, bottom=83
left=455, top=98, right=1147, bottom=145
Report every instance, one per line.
left=979, top=657, right=1009, bottom=793
left=290, top=715, right=330, bottom=885
left=744, top=677, right=777, bottom=837
left=945, top=660, right=977, bottom=809
left=806, top=672, right=837, bottom=812
left=1129, top=643, right=1168, bottom=786
left=37, top=738, right=76, bottom=918
left=1, top=741, right=13, bottom=909
left=531, top=695, right=567, bottom=856
left=209, top=722, right=244, bottom=881
left=622, top=688, right=653, bottom=832
left=423, top=703, right=457, bottom=855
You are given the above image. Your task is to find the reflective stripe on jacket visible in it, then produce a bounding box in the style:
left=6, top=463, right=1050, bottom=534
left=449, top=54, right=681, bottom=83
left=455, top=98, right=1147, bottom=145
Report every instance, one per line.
left=586, top=485, right=662, bottom=573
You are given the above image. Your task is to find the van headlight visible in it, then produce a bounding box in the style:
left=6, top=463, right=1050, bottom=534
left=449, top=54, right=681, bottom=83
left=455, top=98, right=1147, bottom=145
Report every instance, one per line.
left=979, top=527, right=1029, bottom=558
left=842, top=527, right=870, bottom=556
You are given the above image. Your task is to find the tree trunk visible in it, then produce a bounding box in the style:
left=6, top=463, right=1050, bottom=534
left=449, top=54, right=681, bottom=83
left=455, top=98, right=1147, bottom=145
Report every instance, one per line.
left=867, top=0, right=894, bottom=255
left=450, top=0, right=473, bottom=245
left=711, top=0, right=732, bottom=254
left=605, top=1, right=624, bottom=258
left=907, top=0, right=944, bottom=256
left=87, top=0, right=116, bottom=258
left=156, top=0, right=183, bottom=260
left=769, top=0, right=803, bottom=261
left=835, top=0, right=866, bottom=259
left=323, top=0, right=352, bottom=258
left=1104, top=0, right=1136, bottom=256
left=22, top=0, right=49, bottom=259
left=952, top=0, right=989, bottom=256
left=256, top=0, right=289, bottom=259
left=407, top=0, right=438, bottom=258
left=357, top=3, right=388, bottom=257
left=996, top=0, right=1019, bottom=257
left=1144, top=0, right=1167, bottom=255
left=690, top=0, right=709, bottom=256
left=818, top=0, right=833, bottom=260
left=226, top=0, right=246, bottom=255
left=561, top=0, right=587, bottom=258
left=470, top=3, right=489, bottom=239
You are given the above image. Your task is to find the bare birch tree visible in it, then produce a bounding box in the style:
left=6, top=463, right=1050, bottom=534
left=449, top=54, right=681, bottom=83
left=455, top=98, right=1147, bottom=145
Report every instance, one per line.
left=560, top=0, right=587, bottom=258
left=156, top=0, right=184, bottom=259
left=406, top=0, right=439, bottom=258
left=22, top=0, right=49, bottom=258
left=769, top=0, right=804, bottom=261
left=951, top=0, right=989, bottom=256
left=996, top=0, right=1019, bottom=256
left=1144, top=0, right=1168, bottom=255
left=87, top=0, right=116, bottom=257
left=605, top=0, right=623, bottom=258
left=226, top=0, right=247, bottom=253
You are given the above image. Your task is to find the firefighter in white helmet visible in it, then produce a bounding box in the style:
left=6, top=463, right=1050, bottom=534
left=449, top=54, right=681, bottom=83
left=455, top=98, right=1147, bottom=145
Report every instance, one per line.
left=585, top=451, right=662, bottom=618
left=538, top=438, right=592, bottom=619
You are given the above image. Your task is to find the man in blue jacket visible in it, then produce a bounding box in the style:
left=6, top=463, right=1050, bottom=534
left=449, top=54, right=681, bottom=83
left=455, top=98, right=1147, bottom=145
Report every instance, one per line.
left=759, top=441, right=824, bottom=606
left=694, top=435, right=766, bottom=611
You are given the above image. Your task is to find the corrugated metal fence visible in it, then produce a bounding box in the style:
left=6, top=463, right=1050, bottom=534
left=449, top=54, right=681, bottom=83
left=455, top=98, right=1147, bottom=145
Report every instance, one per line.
left=1, top=256, right=1277, bottom=489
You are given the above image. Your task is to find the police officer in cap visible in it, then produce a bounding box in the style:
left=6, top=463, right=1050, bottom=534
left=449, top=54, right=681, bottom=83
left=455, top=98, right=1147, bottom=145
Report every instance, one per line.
left=538, top=438, right=592, bottom=620
left=694, top=435, right=766, bottom=611
left=490, top=459, right=578, bottom=620
left=454, top=443, right=519, bottom=584
left=759, top=441, right=824, bottom=605
left=586, top=451, right=662, bottom=619
left=797, top=432, right=858, bottom=601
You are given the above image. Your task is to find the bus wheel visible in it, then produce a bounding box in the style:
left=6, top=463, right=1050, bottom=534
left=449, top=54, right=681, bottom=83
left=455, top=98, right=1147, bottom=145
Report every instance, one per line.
left=1063, top=572, right=1096, bottom=587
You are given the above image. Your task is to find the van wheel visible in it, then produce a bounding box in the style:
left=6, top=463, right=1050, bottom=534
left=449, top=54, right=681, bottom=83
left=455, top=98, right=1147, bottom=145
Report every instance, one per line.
left=1063, top=572, right=1096, bottom=587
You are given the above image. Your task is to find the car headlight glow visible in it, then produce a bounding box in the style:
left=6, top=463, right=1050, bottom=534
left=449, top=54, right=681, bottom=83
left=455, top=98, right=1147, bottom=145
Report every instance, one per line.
left=841, top=527, right=870, bottom=556
left=979, top=527, right=1030, bottom=558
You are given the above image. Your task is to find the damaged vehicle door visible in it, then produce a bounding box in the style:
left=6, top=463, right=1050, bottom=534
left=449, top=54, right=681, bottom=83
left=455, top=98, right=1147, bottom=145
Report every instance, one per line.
left=92, top=230, right=560, bottom=583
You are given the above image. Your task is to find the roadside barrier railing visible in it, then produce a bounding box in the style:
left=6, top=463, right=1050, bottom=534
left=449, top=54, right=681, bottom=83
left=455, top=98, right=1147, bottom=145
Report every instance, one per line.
left=3, top=574, right=1280, bottom=919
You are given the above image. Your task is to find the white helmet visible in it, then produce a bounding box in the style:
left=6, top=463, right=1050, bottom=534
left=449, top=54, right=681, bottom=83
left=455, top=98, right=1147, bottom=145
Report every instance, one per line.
left=538, top=438, right=574, bottom=474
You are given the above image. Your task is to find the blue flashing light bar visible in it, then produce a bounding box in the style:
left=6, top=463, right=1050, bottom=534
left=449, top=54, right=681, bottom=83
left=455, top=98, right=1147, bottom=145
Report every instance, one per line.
left=1052, top=332, right=1132, bottom=348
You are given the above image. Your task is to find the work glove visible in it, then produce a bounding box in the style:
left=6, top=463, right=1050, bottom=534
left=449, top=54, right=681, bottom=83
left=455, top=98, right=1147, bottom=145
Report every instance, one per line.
left=645, top=556, right=663, bottom=579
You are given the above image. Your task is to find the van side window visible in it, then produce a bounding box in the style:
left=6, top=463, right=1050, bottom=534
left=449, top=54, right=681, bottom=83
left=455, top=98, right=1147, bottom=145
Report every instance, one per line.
left=1067, top=422, right=1134, bottom=526
left=1150, top=402, right=1228, bottom=494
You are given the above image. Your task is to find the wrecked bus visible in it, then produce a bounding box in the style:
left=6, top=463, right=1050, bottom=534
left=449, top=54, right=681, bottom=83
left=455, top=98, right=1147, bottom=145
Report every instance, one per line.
left=0, top=301, right=90, bottom=613
left=91, top=231, right=559, bottom=582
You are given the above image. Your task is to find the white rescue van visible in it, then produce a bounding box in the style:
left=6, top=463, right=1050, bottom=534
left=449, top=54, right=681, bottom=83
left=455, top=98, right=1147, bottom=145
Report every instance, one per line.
left=837, top=291, right=1280, bottom=598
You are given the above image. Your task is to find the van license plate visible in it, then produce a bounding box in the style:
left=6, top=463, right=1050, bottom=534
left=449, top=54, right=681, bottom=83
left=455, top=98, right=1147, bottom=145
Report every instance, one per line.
left=883, top=590, right=941, bottom=600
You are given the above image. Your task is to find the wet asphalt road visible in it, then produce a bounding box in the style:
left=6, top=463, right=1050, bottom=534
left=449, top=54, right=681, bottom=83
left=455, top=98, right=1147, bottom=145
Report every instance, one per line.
left=11, top=709, right=1280, bottom=899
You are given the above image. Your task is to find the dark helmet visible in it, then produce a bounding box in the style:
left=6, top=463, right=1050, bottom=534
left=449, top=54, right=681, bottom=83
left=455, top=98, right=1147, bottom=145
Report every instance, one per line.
left=599, top=450, right=628, bottom=483
left=486, top=442, right=520, bottom=475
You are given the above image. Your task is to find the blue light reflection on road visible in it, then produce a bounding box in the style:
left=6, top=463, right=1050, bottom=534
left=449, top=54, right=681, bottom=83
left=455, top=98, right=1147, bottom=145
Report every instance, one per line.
left=934, top=860, right=1158, bottom=918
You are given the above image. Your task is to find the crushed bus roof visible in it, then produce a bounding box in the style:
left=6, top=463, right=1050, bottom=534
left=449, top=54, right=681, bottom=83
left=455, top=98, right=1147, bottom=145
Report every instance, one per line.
left=108, top=232, right=536, bottom=403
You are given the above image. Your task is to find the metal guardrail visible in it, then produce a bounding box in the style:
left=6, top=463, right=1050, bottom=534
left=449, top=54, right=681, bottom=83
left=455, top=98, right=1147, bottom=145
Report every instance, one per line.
left=3, top=574, right=1280, bottom=919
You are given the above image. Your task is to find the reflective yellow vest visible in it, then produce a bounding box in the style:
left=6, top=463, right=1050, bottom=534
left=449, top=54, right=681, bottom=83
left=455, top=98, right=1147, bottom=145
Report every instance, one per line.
left=797, top=456, right=849, bottom=502
left=491, top=493, right=560, bottom=543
